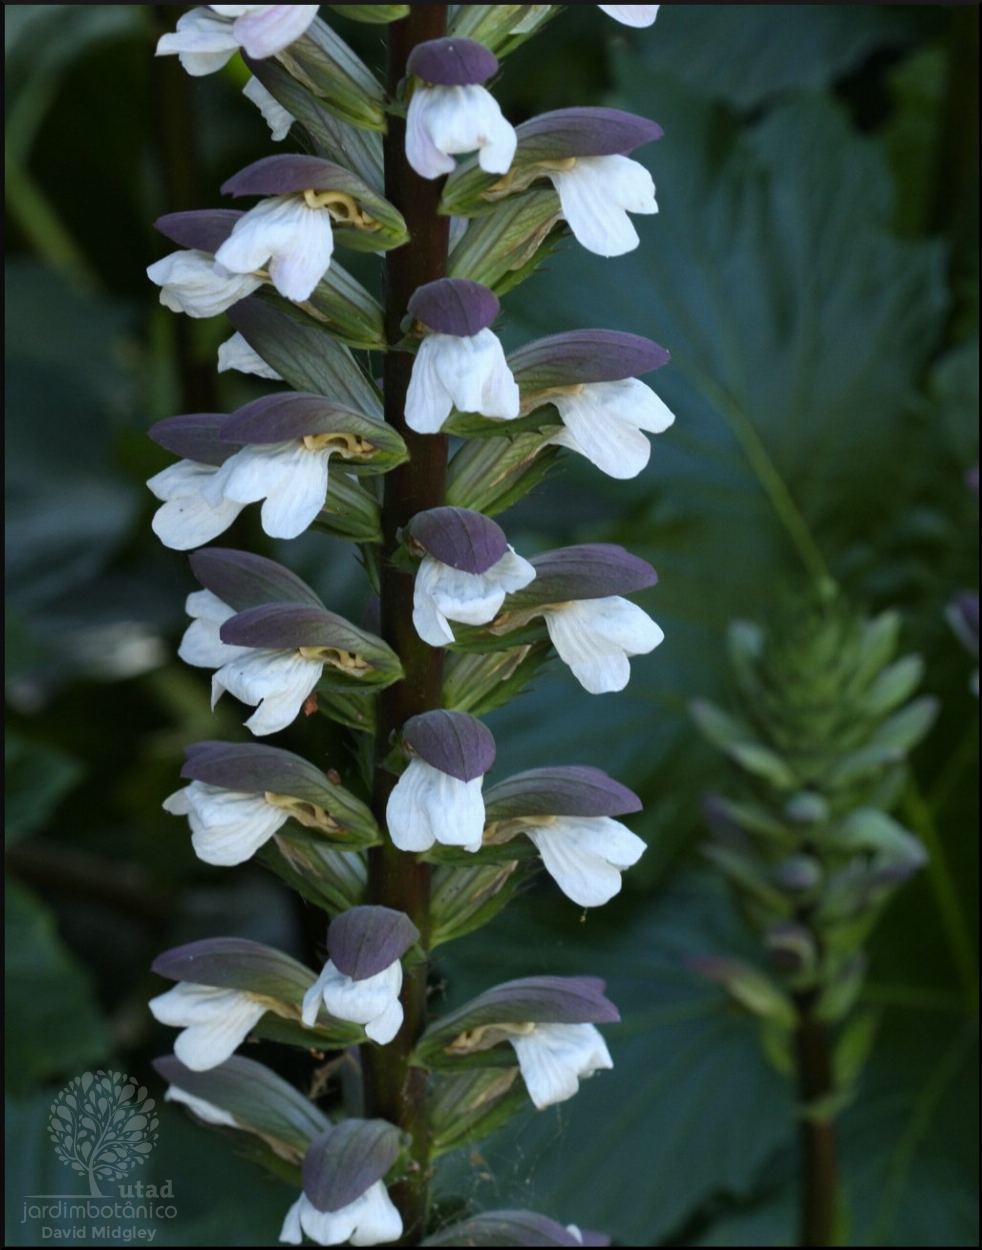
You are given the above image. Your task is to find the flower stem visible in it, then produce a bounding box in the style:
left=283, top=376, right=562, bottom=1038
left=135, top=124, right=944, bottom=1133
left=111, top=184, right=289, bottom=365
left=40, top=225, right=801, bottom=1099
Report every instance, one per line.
left=363, top=7, right=449, bottom=1244
left=793, top=990, right=838, bottom=1247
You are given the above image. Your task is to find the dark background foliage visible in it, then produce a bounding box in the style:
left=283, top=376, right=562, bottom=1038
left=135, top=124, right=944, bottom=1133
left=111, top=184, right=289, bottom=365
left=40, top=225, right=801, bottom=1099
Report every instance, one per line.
left=5, top=5, right=978, bottom=1245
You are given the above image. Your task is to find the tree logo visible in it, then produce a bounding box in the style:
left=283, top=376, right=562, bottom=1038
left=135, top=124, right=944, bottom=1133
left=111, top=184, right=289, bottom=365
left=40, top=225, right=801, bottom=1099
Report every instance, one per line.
left=48, top=1071, right=159, bottom=1196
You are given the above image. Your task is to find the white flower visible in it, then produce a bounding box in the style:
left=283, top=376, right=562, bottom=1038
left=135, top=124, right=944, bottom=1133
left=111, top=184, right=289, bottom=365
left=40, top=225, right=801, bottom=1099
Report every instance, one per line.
left=509, top=1022, right=613, bottom=1109
left=541, top=596, right=664, bottom=694
left=156, top=5, right=319, bottom=77
left=178, top=589, right=324, bottom=736
left=386, top=758, right=485, bottom=854
left=598, top=4, right=660, bottom=27
left=163, top=781, right=291, bottom=867
left=280, top=1185, right=402, bottom=1248
left=218, top=331, right=284, bottom=379
left=149, top=982, right=267, bottom=1071
left=301, top=959, right=403, bottom=1045
left=413, top=547, right=536, bottom=646
left=524, top=816, right=646, bottom=907
left=148, top=460, right=246, bottom=551
left=243, top=76, right=295, bottom=141
left=164, top=1085, right=239, bottom=1128
left=203, top=439, right=334, bottom=539
left=212, top=647, right=324, bottom=737
left=147, top=250, right=264, bottom=318
left=548, top=155, right=657, bottom=257
left=407, top=84, right=517, bottom=180
left=405, top=330, right=520, bottom=434
left=178, top=589, right=252, bottom=669
left=546, top=378, right=675, bottom=479
left=215, top=195, right=335, bottom=303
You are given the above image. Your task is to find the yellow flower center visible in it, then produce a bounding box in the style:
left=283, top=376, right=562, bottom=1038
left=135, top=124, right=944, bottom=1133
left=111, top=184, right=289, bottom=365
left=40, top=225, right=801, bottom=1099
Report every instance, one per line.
left=303, top=188, right=380, bottom=231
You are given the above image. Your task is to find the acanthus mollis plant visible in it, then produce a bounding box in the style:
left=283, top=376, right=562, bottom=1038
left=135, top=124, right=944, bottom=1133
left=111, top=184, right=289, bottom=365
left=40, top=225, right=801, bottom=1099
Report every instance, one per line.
left=690, top=592, right=938, bottom=1248
left=148, top=6, right=671, bottom=1245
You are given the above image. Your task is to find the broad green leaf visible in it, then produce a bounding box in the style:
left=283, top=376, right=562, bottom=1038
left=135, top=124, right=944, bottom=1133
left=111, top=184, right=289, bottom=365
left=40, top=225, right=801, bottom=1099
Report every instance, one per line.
left=4, top=882, right=110, bottom=1093
left=5, top=735, right=84, bottom=846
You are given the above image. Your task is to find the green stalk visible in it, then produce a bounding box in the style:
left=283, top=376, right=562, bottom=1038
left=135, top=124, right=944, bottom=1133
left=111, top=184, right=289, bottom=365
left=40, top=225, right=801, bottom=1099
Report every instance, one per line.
left=363, top=7, right=449, bottom=1244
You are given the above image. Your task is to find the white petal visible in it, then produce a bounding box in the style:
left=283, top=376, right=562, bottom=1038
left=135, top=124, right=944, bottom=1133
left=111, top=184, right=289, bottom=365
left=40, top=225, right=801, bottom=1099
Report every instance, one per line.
left=412, top=548, right=535, bottom=644
left=413, top=558, right=506, bottom=637
left=405, top=336, right=455, bottom=434
left=598, top=4, right=660, bottom=27
left=543, top=597, right=664, bottom=694
left=148, top=460, right=245, bottom=549
left=406, top=91, right=457, bottom=180
left=301, top=963, right=334, bottom=1028
left=178, top=589, right=250, bottom=669
left=412, top=566, right=458, bottom=648
left=364, top=996, right=405, bottom=1046
left=162, top=786, right=192, bottom=816
left=215, top=196, right=334, bottom=301
left=147, top=250, right=264, bottom=318
left=213, top=649, right=323, bottom=735
left=231, top=5, right=319, bottom=59
left=149, top=983, right=266, bottom=1071
left=171, top=780, right=290, bottom=866
left=412, top=331, right=520, bottom=426
left=242, top=77, right=295, bottom=142
left=385, top=758, right=484, bottom=853
left=165, top=1085, right=239, bottom=1128
left=550, top=386, right=651, bottom=480
left=307, top=960, right=404, bottom=1043
left=156, top=8, right=239, bottom=76
left=279, top=1198, right=304, bottom=1246
left=297, top=1193, right=359, bottom=1247
left=217, top=331, right=284, bottom=379
left=216, top=442, right=330, bottom=539
left=550, top=156, right=657, bottom=258
left=526, top=816, right=646, bottom=907
left=348, top=1183, right=403, bottom=1247
left=510, top=1022, right=613, bottom=1109
left=409, top=85, right=516, bottom=178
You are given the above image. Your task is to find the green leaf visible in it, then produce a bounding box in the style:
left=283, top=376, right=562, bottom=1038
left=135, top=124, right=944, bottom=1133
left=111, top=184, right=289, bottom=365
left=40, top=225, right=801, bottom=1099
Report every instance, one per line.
left=5, top=735, right=84, bottom=846
left=633, top=4, right=917, bottom=112
left=5, top=882, right=110, bottom=1093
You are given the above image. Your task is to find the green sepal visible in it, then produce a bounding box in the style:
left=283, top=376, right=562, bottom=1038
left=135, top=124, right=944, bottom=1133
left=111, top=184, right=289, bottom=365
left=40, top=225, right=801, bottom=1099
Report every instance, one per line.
left=248, top=58, right=383, bottom=191
left=301, top=265, right=386, bottom=351
left=448, top=4, right=559, bottom=59
left=443, top=642, right=553, bottom=716
left=429, top=1068, right=528, bottom=1158
left=154, top=1054, right=330, bottom=1164
left=446, top=619, right=549, bottom=656
left=229, top=298, right=383, bottom=416
left=312, top=474, right=382, bottom=545
left=315, top=686, right=379, bottom=734
left=430, top=859, right=535, bottom=949
left=250, top=1014, right=363, bottom=1052
left=261, top=831, right=367, bottom=915
left=447, top=431, right=562, bottom=517
left=448, top=191, right=566, bottom=294
left=274, top=17, right=387, bottom=132
left=832, top=1009, right=878, bottom=1092
left=329, top=4, right=410, bottom=23
left=444, top=407, right=561, bottom=441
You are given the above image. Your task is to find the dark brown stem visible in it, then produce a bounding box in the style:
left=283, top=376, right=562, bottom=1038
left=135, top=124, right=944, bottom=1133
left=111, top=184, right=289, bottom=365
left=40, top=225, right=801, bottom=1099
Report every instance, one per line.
left=363, top=7, right=449, bottom=1245
left=793, top=991, right=837, bottom=1247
